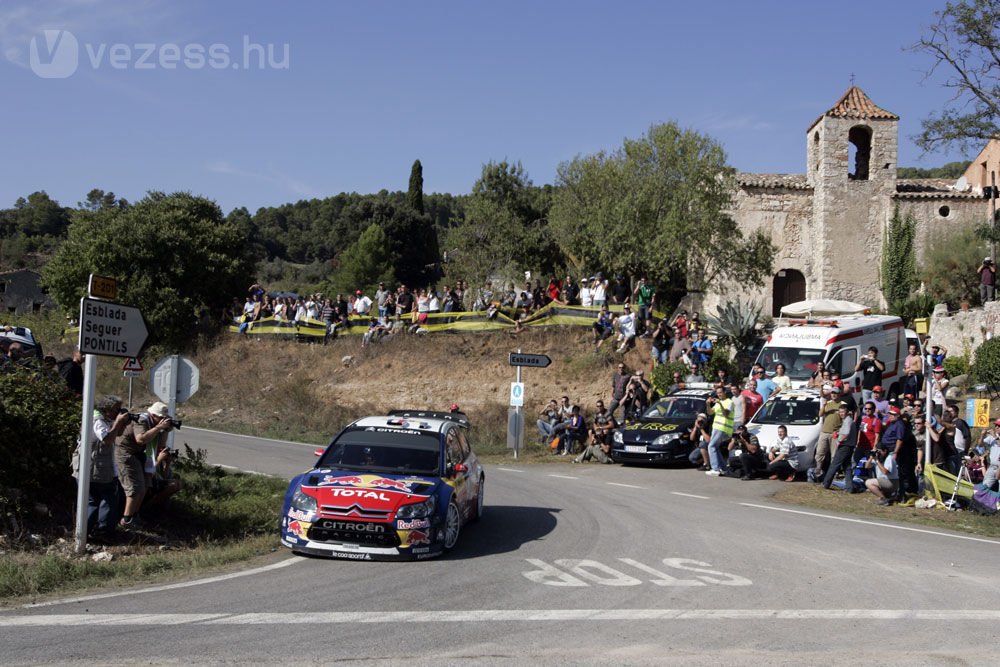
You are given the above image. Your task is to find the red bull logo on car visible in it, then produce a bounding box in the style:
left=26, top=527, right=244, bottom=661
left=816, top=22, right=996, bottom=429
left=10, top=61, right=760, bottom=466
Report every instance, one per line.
left=319, top=473, right=426, bottom=493
left=404, top=529, right=431, bottom=545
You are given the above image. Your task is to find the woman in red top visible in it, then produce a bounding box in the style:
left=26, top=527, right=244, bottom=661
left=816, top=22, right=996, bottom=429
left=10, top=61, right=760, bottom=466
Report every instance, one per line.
left=857, top=401, right=883, bottom=453
left=546, top=277, right=562, bottom=304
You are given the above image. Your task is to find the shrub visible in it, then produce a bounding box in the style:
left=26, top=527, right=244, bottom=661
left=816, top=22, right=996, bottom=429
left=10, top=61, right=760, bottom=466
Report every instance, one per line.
left=971, top=338, right=1000, bottom=389
left=704, top=342, right=740, bottom=383
left=943, top=354, right=970, bottom=378
left=889, top=294, right=937, bottom=327
left=921, top=225, right=985, bottom=309
left=0, top=361, right=79, bottom=525
left=651, top=360, right=688, bottom=397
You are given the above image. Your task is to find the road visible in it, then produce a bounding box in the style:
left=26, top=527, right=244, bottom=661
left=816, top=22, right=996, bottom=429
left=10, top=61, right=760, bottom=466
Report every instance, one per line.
left=2, top=426, right=998, bottom=665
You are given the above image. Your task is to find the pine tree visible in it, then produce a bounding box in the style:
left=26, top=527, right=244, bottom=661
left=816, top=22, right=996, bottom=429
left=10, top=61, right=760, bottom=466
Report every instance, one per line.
left=407, top=160, right=425, bottom=215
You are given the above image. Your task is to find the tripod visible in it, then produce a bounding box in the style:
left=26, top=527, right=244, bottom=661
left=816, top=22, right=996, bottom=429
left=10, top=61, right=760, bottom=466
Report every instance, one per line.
left=944, top=459, right=975, bottom=511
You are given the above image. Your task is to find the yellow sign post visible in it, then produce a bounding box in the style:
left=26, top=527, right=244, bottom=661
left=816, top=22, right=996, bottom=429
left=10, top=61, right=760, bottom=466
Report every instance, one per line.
left=974, top=399, right=991, bottom=428
left=88, top=274, right=118, bottom=301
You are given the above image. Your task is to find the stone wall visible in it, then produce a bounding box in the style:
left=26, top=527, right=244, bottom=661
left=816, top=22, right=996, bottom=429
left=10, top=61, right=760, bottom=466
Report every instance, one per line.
left=928, top=301, right=1000, bottom=362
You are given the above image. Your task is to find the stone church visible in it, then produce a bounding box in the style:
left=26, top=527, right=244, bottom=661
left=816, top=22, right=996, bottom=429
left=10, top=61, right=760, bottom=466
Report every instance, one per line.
left=706, top=86, right=993, bottom=317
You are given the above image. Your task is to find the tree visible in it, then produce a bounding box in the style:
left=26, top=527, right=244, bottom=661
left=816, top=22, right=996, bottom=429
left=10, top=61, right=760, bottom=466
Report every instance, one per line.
left=42, top=192, right=256, bottom=350
left=549, top=122, right=775, bottom=296
left=328, top=223, right=395, bottom=294
left=407, top=160, right=425, bottom=215
left=78, top=188, right=129, bottom=212
left=882, top=205, right=918, bottom=305
left=920, top=224, right=984, bottom=307
left=443, top=161, right=557, bottom=288
left=913, top=0, right=1000, bottom=153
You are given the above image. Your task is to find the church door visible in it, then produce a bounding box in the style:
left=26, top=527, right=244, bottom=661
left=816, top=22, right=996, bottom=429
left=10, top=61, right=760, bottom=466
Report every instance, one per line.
left=772, top=269, right=806, bottom=317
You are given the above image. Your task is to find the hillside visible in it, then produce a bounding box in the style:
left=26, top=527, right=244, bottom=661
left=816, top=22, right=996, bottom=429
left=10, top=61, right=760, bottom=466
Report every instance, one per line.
left=108, top=327, right=656, bottom=451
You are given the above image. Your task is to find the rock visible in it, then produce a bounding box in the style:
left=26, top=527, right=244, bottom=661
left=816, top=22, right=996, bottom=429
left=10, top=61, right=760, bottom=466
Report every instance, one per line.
left=91, top=551, right=114, bottom=562
left=211, top=408, right=223, bottom=416
left=933, top=304, right=949, bottom=317
left=341, top=355, right=354, bottom=367
left=951, top=374, right=969, bottom=387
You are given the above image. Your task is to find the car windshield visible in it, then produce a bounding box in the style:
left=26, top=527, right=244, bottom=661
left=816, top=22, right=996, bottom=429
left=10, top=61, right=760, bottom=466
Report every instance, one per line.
left=642, top=397, right=705, bottom=420
left=317, top=428, right=441, bottom=475
left=752, top=398, right=820, bottom=426
left=755, top=346, right=825, bottom=381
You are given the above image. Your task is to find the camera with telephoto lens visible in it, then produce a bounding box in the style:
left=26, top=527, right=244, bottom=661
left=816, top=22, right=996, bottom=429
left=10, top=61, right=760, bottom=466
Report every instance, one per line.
left=168, top=418, right=182, bottom=430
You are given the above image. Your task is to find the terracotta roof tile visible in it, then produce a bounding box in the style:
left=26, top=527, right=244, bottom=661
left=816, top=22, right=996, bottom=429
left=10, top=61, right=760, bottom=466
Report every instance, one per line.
left=807, top=86, right=898, bottom=131
left=736, top=173, right=812, bottom=190
left=894, top=178, right=980, bottom=200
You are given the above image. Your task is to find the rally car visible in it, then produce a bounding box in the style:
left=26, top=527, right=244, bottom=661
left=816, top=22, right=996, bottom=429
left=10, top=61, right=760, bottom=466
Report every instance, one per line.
left=610, top=389, right=714, bottom=464
left=280, top=410, right=484, bottom=560
left=745, top=388, right=822, bottom=472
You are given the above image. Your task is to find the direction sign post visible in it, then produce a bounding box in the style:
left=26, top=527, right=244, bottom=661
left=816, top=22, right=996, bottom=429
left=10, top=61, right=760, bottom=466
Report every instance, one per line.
left=508, top=352, right=551, bottom=368
left=75, top=280, right=149, bottom=554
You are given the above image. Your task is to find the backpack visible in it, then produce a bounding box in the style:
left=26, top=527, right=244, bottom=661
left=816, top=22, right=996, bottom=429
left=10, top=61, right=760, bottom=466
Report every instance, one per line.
left=969, top=484, right=1000, bottom=515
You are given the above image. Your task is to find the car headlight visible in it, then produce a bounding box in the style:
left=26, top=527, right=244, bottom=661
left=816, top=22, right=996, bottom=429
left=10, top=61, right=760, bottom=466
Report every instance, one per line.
left=291, top=489, right=317, bottom=513
left=613, top=431, right=623, bottom=443
left=652, top=433, right=677, bottom=445
left=396, top=495, right=437, bottom=519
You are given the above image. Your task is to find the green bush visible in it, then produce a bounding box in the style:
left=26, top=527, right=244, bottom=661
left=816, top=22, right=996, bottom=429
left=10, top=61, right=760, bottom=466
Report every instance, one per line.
left=971, top=338, right=1000, bottom=388
left=889, top=294, right=938, bottom=327
left=0, top=361, right=79, bottom=521
left=921, top=225, right=985, bottom=309
left=704, top=342, right=739, bottom=383
left=651, top=360, right=689, bottom=396
left=943, top=354, right=970, bottom=378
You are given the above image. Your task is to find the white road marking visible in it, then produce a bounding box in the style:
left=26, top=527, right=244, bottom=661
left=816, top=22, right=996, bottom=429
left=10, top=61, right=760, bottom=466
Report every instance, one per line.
left=606, top=482, right=644, bottom=489
left=740, top=503, right=1000, bottom=545
left=21, top=558, right=303, bottom=609
left=184, top=426, right=318, bottom=448
left=671, top=492, right=709, bottom=500
left=497, top=467, right=524, bottom=473
left=548, top=474, right=579, bottom=480
left=5, top=609, right=1000, bottom=626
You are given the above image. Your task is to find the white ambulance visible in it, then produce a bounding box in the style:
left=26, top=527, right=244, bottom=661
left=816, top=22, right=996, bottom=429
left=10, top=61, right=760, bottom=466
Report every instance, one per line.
left=753, top=315, right=909, bottom=397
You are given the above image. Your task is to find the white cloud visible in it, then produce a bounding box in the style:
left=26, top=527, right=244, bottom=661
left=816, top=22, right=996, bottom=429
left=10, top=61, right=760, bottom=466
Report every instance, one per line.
left=701, top=114, right=776, bottom=133
left=0, top=0, right=173, bottom=69
left=206, top=161, right=319, bottom=199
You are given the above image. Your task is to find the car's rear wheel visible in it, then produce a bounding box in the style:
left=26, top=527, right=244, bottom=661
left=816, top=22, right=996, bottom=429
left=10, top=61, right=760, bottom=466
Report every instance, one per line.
left=471, top=476, right=485, bottom=522
left=443, top=500, right=461, bottom=550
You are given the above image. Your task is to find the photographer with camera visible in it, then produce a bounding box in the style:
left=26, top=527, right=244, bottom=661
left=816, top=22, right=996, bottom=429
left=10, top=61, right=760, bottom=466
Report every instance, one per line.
left=114, top=401, right=176, bottom=530
left=979, top=257, right=995, bottom=303
left=71, top=395, right=131, bottom=540
left=622, top=370, right=651, bottom=422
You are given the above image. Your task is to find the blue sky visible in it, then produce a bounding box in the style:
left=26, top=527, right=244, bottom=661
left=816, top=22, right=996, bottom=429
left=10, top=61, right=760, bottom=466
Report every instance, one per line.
left=0, top=0, right=972, bottom=214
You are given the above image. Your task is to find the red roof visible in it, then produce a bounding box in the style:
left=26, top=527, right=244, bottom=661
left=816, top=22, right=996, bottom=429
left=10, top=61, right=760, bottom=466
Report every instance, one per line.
left=807, top=87, right=898, bottom=131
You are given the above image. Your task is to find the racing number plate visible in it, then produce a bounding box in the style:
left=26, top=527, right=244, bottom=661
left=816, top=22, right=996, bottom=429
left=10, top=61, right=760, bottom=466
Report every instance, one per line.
left=624, top=445, right=647, bottom=453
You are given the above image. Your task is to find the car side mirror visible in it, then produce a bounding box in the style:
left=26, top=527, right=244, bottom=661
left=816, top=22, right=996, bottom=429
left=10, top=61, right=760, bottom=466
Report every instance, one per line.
left=313, top=448, right=324, bottom=457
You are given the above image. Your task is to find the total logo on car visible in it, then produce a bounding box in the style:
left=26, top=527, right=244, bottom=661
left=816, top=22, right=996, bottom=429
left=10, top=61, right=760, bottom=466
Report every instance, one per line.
left=280, top=410, right=484, bottom=560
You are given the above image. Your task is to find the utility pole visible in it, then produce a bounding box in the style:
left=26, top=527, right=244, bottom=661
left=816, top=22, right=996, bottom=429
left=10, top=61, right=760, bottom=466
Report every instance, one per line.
left=992, top=171, right=997, bottom=265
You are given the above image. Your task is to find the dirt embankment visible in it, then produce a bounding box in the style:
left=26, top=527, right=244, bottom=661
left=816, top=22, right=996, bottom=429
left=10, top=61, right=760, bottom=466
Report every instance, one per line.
left=127, top=327, right=655, bottom=443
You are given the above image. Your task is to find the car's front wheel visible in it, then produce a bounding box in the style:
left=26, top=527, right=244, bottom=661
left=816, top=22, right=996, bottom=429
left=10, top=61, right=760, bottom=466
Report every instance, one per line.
left=443, top=500, right=461, bottom=551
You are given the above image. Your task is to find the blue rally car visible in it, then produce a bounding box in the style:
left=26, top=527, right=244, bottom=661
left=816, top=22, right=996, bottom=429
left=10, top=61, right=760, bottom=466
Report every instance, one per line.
left=280, top=410, right=484, bottom=560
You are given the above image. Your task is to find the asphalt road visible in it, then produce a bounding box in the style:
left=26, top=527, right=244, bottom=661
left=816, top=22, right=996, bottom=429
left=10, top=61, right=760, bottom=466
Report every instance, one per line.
left=3, top=426, right=999, bottom=665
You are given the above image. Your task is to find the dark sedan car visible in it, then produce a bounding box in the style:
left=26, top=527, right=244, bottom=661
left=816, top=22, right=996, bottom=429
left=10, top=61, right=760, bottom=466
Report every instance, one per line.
left=610, top=389, right=713, bottom=464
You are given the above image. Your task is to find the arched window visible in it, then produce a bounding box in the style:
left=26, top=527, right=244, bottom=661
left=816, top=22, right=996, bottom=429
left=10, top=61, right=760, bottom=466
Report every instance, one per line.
left=848, top=125, right=872, bottom=180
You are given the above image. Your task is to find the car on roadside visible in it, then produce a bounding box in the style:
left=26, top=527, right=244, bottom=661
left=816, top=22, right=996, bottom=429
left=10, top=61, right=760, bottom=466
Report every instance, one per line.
left=610, top=389, right=714, bottom=465
left=745, top=388, right=822, bottom=472
left=280, top=410, right=484, bottom=560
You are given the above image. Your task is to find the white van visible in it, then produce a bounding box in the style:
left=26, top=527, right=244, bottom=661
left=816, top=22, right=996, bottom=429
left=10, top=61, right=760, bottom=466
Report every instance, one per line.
left=754, top=315, right=907, bottom=397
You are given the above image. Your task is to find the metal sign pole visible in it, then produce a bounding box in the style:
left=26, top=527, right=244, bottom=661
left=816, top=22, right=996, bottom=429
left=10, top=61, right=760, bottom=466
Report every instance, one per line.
left=74, top=353, right=98, bottom=553
left=166, top=354, right=179, bottom=451
left=514, top=359, right=523, bottom=459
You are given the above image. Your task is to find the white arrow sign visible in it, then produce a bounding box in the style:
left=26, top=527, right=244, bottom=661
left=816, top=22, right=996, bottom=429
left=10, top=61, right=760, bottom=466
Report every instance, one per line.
left=78, top=297, right=149, bottom=358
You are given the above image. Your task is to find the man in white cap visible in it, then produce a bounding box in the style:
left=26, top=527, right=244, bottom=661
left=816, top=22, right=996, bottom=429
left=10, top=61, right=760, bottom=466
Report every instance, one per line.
left=114, top=401, right=175, bottom=529
left=978, top=257, right=995, bottom=303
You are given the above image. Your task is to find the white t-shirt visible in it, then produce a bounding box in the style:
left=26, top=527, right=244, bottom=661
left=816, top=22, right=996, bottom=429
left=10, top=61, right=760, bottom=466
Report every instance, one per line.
left=428, top=295, right=440, bottom=311
left=354, top=296, right=373, bottom=314
left=580, top=286, right=593, bottom=307
left=877, top=453, right=899, bottom=481
left=593, top=281, right=607, bottom=303
left=618, top=313, right=636, bottom=337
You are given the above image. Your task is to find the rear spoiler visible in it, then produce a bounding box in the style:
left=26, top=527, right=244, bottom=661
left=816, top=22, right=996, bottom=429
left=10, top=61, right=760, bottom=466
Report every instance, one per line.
left=387, top=409, right=471, bottom=429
